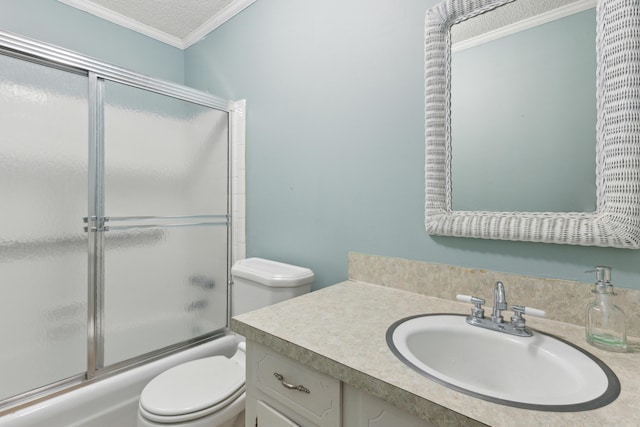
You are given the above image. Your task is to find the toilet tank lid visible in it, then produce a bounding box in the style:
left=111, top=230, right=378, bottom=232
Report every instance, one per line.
left=231, top=258, right=314, bottom=287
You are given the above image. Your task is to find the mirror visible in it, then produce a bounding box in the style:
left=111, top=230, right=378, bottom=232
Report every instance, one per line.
left=450, top=3, right=596, bottom=212
left=424, top=0, right=640, bottom=248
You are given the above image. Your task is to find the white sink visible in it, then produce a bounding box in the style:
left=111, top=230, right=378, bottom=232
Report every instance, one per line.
left=387, top=314, right=620, bottom=411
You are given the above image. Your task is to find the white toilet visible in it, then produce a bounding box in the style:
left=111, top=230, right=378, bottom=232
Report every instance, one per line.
left=137, top=258, right=314, bottom=427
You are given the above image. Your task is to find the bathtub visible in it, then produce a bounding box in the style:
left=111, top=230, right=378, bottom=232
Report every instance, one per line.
left=0, top=335, right=239, bottom=427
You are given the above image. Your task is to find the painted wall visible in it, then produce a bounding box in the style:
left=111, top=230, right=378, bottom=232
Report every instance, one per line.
left=186, top=0, right=640, bottom=291
left=0, top=0, right=184, bottom=83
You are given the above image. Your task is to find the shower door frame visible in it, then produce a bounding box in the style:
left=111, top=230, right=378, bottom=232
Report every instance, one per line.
left=0, top=30, right=243, bottom=412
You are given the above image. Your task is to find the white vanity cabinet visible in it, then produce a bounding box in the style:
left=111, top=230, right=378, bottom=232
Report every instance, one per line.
left=245, top=341, right=432, bottom=427
left=342, top=383, right=434, bottom=427
left=246, top=341, right=341, bottom=427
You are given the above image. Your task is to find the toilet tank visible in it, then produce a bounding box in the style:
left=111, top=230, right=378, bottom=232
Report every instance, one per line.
left=231, top=258, right=314, bottom=316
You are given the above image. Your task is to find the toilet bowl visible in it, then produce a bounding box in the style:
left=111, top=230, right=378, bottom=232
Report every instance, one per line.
left=137, top=343, right=246, bottom=427
left=138, top=258, right=314, bottom=427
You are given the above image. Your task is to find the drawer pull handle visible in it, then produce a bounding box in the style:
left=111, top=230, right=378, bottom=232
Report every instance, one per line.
left=273, top=372, right=310, bottom=393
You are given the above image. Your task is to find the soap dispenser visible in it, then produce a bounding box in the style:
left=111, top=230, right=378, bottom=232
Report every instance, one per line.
left=585, top=266, right=627, bottom=352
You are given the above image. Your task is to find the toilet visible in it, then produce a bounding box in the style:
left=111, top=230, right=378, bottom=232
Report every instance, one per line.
left=137, top=258, right=314, bottom=427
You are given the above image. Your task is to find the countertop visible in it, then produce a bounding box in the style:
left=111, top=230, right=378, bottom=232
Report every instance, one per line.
left=231, top=280, right=640, bottom=426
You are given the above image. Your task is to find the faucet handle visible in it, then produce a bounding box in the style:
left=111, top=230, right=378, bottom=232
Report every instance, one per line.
left=511, top=305, right=545, bottom=318
left=456, top=294, right=485, bottom=305
left=457, top=294, right=485, bottom=319
left=510, top=305, right=546, bottom=328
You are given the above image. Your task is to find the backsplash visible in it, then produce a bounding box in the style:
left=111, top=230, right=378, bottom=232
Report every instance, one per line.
left=348, top=253, right=640, bottom=338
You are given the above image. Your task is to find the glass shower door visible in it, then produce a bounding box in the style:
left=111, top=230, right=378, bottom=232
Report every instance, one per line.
left=0, top=54, right=88, bottom=400
left=0, top=31, right=238, bottom=409
left=99, top=81, right=230, bottom=367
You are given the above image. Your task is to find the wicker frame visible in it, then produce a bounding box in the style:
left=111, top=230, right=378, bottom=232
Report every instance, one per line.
left=425, top=0, right=640, bottom=248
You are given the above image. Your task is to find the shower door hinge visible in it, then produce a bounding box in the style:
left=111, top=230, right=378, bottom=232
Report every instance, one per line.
left=83, top=216, right=109, bottom=232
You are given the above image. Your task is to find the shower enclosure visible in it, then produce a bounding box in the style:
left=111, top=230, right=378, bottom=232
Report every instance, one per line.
left=0, top=31, right=244, bottom=410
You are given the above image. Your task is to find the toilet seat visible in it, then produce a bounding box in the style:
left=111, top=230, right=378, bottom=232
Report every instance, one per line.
left=139, top=355, right=245, bottom=423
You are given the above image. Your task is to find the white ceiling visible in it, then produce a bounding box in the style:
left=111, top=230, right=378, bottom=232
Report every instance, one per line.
left=58, top=0, right=256, bottom=49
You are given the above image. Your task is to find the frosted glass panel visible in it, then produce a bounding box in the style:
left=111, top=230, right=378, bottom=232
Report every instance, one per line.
left=103, top=81, right=229, bottom=365
left=103, top=82, right=229, bottom=217
left=0, top=55, right=88, bottom=399
left=103, top=226, right=228, bottom=364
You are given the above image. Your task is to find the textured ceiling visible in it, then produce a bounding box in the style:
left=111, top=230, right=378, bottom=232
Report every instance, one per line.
left=58, top=0, right=255, bottom=49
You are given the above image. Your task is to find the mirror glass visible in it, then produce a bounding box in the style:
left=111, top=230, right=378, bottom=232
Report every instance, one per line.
left=449, top=1, right=596, bottom=212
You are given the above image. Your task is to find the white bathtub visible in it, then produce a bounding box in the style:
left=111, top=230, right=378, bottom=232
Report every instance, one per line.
left=0, top=335, right=239, bottom=427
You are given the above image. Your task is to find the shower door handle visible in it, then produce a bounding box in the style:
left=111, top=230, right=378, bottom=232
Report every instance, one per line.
left=83, top=214, right=228, bottom=232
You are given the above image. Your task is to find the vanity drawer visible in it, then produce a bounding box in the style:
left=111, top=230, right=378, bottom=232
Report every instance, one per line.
left=250, top=342, right=341, bottom=427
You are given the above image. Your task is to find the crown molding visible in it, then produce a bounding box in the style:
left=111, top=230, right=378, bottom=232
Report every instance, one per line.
left=58, top=0, right=256, bottom=50
left=182, top=0, right=256, bottom=49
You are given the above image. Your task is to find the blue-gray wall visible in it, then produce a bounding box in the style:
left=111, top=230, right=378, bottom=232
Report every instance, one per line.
left=0, top=0, right=184, bottom=83
left=186, top=0, right=640, bottom=291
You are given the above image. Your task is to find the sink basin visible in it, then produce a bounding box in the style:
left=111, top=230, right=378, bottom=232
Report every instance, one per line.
left=387, top=314, right=620, bottom=411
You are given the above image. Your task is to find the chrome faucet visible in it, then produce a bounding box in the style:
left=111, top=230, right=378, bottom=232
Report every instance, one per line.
left=491, top=281, right=507, bottom=324
left=457, top=281, right=545, bottom=337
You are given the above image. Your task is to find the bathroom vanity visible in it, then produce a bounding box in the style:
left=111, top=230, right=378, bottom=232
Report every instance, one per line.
left=244, top=340, right=427, bottom=427
left=232, top=275, right=640, bottom=426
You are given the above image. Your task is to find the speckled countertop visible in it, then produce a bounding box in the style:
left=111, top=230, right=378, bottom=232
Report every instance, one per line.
left=231, top=280, right=640, bottom=427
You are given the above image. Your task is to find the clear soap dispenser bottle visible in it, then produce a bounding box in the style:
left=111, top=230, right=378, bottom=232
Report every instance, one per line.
left=585, top=266, right=627, bottom=352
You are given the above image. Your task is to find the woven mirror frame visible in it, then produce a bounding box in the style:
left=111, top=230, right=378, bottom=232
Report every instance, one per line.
left=424, top=0, right=640, bottom=248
